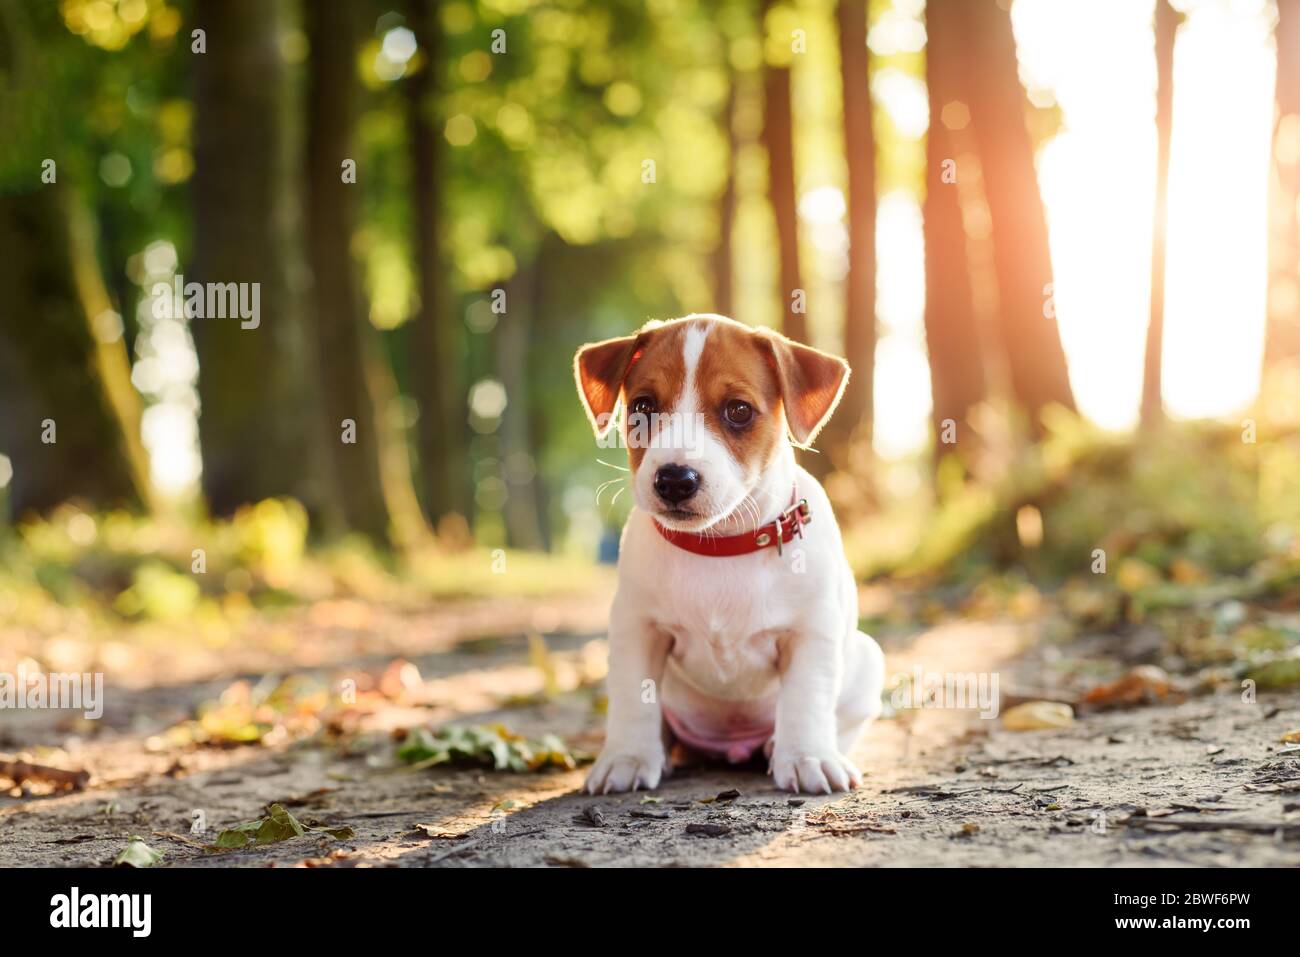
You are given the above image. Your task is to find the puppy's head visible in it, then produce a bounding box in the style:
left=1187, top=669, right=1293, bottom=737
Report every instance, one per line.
left=574, top=314, right=849, bottom=532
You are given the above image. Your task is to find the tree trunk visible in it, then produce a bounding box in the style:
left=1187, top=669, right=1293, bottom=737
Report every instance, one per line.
left=825, top=0, right=876, bottom=462
left=192, top=0, right=306, bottom=514
left=762, top=4, right=807, bottom=345
left=923, top=0, right=985, bottom=462
left=405, top=0, right=468, bottom=530
left=1142, top=0, right=1179, bottom=427
left=1266, top=0, right=1300, bottom=364
left=962, top=0, right=1075, bottom=424
left=713, top=72, right=739, bottom=319
left=304, top=0, right=393, bottom=542
left=0, top=188, right=149, bottom=516
left=498, top=257, right=547, bottom=551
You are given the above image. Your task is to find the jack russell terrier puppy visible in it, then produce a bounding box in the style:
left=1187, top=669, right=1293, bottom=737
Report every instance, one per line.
left=573, top=313, right=884, bottom=794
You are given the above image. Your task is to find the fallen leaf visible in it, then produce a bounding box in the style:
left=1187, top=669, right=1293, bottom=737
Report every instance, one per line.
left=378, top=659, right=423, bottom=700
left=213, top=803, right=354, bottom=850
left=114, top=838, right=163, bottom=868
left=1001, top=701, right=1075, bottom=731
left=395, top=723, right=586, bottom=772
left=146, top=675, right=331, bottom=750
left=1280, top=729, right=1300, bottom=744
left=1081, top=665, right=1173, bottom=710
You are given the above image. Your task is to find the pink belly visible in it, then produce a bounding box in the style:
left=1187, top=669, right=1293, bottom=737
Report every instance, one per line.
left=663, top=706, right=773, bottom=764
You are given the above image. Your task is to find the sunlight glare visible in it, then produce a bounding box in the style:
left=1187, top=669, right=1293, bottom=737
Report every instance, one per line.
left=1161, top=0, right=1275, bottom=419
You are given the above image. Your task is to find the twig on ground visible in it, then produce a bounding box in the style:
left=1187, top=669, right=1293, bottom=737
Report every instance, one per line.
left=970, top=755, right=1075, bottom=768
left=1126, top=818, right=1300, bottom=838
left=0, top=759, right=90, bottom=792
left=152, top=830, right=213, bottom=850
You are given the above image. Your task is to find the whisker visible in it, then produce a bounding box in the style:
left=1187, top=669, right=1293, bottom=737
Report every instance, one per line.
left=595, top=477, right=625, bottom=507
left=595, top=458, right=630, bottom=472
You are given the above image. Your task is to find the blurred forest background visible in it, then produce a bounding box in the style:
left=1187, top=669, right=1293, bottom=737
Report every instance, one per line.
left=3, top=0, right=1300, bottom=664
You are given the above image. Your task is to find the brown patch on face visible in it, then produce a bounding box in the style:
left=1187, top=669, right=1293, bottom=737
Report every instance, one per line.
left=620, top=322, right=688, bottom=471
left=693, top=320, right=785, bottom=482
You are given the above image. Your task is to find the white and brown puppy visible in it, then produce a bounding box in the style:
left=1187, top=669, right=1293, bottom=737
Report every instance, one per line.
left=574, top=313, right=884, bottom=794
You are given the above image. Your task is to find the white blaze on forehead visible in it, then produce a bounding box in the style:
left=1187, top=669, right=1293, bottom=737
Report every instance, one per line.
left=678, top=322, right=710, bottom=412
left=632, top=316, right=752, bottom=530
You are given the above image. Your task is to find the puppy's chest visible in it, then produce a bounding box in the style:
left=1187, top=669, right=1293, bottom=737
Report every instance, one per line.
left=649, top=570, right=794, bottom=688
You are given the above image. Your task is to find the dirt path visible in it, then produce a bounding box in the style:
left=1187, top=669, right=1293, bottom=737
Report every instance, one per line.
left=3, top=603, right=1300, bottom=867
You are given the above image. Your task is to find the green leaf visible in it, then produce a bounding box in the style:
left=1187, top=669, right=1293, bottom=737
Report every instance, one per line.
left=1247, top=656, right=1300, bottom=690
left=114, top=838, right=163, bottom=868
left=213, top=803, right=354, bottom=851
left=395, top=723, right=587, bottom=773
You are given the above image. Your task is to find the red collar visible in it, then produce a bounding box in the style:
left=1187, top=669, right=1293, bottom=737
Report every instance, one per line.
left=652, top=484, right=811, bottom=557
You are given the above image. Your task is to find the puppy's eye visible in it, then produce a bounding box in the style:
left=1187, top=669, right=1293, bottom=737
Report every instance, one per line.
left=630, top=395, right=656, bottom=417
left=724, top=399, right=754, bottom=427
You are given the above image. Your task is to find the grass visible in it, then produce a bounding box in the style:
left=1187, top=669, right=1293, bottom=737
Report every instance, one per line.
left=0, top=498, right=611, bottom=644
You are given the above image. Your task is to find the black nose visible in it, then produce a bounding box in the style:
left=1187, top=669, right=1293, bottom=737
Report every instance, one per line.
left=654, top=464, right=701, bottom=505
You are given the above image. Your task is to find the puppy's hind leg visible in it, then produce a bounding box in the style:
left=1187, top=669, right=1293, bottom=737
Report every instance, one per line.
left=836, top=630, right=885, bottom=757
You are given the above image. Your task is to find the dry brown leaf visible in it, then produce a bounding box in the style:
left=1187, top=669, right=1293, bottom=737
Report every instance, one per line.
left=1001, top=701, right=1075, bottom=731
left=1081, top=665, right=1173, bottom=710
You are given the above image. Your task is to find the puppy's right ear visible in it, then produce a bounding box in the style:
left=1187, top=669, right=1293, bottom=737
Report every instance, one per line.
left=574, top=334, right=641, bottom=439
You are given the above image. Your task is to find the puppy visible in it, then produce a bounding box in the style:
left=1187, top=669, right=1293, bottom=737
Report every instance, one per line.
left=573, top=313, right=884, bottom=794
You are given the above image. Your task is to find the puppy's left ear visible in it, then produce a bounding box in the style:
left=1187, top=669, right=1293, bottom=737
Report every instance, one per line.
left=758, top=329, right=851, bottom=446
left=573, top=334, right=641, bottom=439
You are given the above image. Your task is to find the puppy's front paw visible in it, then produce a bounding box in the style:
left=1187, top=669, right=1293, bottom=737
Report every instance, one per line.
left=583, top=743, right=667, bottom=794
left=770, top=745, right=861, bottom=794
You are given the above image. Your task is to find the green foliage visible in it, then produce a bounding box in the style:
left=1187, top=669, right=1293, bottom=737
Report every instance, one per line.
left=902, top=416, right=1277, bottom=585
left=146, top=673, right=333, bottom=751
left=0, top=500, right=606, bottom=658
left=213, top=804, right=354, bottom=850
left=396, top=722, right=586, bottom=772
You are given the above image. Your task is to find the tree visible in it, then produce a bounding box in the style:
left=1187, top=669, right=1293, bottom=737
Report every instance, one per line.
left=404, top=0, right=469, bottom=530
left=962, top=0, right=1075, bottom=424
left=497, top=254, right=548, bottom=551
left=824, top=0, right=877, bottom=462
left=1142, top=0, right=1180, bottom=427
left=762, top=0, right=807, bottom=345
left=713, top=72, right=739, bottom=319
left=303, top=0, right=393, bottom=542
left=0, top=188, right=150, bottom=516
left=191, top=0, right=307, bottom=514
left=1266, top=0, right=1300, bottom=363
left=922, top=0, right=986, bottom=462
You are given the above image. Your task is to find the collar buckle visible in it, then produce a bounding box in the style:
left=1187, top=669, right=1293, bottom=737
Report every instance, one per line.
left=772, top=498, right=811, bottom=556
